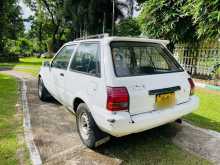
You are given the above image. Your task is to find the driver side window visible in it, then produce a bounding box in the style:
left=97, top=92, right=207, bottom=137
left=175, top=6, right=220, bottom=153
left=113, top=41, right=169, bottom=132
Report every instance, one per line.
left=51, top=45, right=75, bottom=70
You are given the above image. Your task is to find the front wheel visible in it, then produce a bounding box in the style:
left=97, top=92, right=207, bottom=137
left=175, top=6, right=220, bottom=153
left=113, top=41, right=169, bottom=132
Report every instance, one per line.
left=38, top=77, right=51, bottom=101
left=76, top=103, right=110, bottom=148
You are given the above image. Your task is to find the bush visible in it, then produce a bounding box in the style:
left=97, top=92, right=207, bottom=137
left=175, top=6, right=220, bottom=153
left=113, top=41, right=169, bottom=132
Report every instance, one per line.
left=6, top=38, right=33, bottom=57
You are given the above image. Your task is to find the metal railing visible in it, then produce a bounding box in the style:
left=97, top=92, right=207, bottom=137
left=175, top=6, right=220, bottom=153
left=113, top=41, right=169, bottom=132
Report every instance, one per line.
left=174, top=42, right=220, bottom=79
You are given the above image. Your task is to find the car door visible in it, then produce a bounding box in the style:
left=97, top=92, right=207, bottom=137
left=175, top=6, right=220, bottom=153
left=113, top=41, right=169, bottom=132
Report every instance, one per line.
left=64, top=42, right=104, bottom=111
left=50, top=44, right=76, bottom=103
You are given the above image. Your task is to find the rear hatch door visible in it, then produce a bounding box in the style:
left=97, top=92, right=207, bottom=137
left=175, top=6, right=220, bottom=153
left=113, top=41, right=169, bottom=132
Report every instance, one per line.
left=117, top=72, right=190, bottom=115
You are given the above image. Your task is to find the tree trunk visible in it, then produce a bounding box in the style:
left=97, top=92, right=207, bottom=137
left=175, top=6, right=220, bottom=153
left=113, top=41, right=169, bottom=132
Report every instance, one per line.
left=39, top=22, right=43, bottom=52
left=52, top=23, right=60, bottom=52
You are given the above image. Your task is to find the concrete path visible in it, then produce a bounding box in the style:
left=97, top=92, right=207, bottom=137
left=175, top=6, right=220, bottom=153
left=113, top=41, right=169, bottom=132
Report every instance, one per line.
left=173, top=122, right=220, bottom=165
left=1, top=69, right=220, bottom=165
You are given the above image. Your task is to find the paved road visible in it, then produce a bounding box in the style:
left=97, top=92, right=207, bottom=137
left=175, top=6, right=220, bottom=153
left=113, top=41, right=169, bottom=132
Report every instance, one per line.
left=1, top=70, right=220, bottom=165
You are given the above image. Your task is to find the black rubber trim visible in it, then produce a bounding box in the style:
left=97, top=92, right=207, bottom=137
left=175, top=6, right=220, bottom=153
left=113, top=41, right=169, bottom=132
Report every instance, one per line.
left=149, top=86, right=181, bottom=95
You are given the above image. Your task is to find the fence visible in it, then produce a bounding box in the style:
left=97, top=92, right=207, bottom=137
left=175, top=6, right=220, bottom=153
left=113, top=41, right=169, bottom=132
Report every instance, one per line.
left=174, top=40, right=220, bottom=79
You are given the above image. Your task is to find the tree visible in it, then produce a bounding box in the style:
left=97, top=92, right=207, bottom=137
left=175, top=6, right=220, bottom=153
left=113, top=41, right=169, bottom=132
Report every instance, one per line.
left=138, top=0, right=197, bottom=45
left=24, top=0, right=66, bottom=52
left=183, top=0, right=220, bottom=39
left=138, top=0, right=220, bottom=41
left=116, top=18, right=141, bottom=36
left=0, top=0, right=24, bottom=59
left=126, top=0, right=134, bottom=17
left=24, top=0, right=129, bottom=53
left=64, top=0, right=127, bottom=37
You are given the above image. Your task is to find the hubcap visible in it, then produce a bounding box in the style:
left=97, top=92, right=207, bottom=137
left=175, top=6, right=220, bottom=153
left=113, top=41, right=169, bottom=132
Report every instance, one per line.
left=79, top=112, right=90, bottom=140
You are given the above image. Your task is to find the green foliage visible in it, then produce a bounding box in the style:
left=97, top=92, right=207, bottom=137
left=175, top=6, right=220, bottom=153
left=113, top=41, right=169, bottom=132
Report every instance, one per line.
left=23, top=0, right=128, bottom=53
left=138, top=0, right=220, bottom=42
left=138, top=0, right=197, bottom=44
left=0, top=0, right=24, bottom=56
left=182, top=0, right=220, bottom=39
left=64, top=0, right=126, bottom=36
left=6, top=38, right=33, bottom=56
left=116, top=18, right=141, bottom=36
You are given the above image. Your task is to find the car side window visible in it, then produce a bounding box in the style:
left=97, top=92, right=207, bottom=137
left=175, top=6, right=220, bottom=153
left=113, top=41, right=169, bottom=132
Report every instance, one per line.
left=51, top=45, right=76, bottom=70
left=70, top=43, right=100, bottom=77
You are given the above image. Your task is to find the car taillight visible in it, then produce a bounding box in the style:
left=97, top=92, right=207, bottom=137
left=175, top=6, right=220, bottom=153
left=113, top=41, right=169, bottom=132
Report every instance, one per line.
left=188, top=78, right=195, bottom=95
left=106, top=87, right=129, bottom=111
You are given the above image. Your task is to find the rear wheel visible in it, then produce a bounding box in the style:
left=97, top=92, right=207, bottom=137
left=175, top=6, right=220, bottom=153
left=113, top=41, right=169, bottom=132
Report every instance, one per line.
left=38, top=77, right=51, bottom=101
left=76, top=103, right=110, bottom=148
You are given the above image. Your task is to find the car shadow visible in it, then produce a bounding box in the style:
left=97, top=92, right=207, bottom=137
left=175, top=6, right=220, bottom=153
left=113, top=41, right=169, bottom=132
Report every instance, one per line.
left=45, top=97, right=61, bottom=105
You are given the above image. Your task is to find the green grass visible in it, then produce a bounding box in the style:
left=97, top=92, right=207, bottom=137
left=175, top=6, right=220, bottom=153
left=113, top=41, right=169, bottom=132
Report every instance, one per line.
left=0, top=74, right=30, bottom=165
left=185, top=88, right=220, bottom=132
left=0, top=57, right=51, bottom=76
left=97, top=124, right=211, bottom=165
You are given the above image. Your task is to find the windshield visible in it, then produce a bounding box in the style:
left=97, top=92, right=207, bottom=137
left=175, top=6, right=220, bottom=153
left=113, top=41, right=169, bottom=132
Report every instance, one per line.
left=111, top=41, right=183, bottom=77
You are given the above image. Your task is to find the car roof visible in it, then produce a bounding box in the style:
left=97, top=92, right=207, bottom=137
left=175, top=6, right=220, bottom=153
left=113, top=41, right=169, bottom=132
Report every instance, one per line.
left=65, top=36, right=170, bottom=46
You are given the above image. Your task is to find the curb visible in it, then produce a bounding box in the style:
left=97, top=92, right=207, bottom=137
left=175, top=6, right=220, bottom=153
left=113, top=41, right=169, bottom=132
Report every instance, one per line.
left=182, top=121, right=220, bottom=139
left=21, top=80, right=42, bottom=165
left=195, top=82, right=220, bottom=91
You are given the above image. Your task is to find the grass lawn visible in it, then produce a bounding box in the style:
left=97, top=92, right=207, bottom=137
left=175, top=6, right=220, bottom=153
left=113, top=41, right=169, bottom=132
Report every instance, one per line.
left=0, top=57, right=51, bottom=77
left=185, top=88, right=220, bottom=132
left=0, top=74, right=30, bottom=164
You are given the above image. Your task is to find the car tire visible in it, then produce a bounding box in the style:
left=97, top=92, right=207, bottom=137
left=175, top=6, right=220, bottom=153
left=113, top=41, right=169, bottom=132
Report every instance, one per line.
left=38, top=77, right=51, bottom=101
left=76, top=103, right=110, bottom=148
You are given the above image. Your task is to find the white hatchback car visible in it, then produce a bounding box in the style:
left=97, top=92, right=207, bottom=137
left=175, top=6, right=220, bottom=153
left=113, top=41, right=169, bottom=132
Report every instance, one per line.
left=38, top=35, right=199, bottom=148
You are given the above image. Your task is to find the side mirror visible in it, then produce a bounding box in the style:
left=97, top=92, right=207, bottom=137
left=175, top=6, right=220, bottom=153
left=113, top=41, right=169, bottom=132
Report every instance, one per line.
left=43, top=61, right=51, bottom=67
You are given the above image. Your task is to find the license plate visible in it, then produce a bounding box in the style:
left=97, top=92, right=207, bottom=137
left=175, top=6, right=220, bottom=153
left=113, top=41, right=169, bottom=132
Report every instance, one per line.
left=156, top=92, right=176, bottom=109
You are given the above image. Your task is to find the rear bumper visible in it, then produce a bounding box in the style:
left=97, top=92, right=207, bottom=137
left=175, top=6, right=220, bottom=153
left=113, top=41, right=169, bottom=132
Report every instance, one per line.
left=93, top=96, right=199, bottom=137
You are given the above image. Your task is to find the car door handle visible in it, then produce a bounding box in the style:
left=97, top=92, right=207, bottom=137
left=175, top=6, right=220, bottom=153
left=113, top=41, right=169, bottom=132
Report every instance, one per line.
left=60, top=73, right=64, bottom=77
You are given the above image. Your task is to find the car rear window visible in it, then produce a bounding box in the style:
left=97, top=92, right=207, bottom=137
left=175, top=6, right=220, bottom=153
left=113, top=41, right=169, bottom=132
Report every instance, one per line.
left=110, top=41, right=183, bottom=77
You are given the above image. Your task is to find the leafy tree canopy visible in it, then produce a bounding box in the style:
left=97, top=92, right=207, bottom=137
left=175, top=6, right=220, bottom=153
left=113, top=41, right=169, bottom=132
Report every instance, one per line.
left=183, top=0, right=220, bottom=39
left=0, top=0, right=24, bottom=56
left=138, top=0, right=197, bottom=44
left=138, top=0, right=220, bottom=43
left=116, top=18, right=141, bottom=36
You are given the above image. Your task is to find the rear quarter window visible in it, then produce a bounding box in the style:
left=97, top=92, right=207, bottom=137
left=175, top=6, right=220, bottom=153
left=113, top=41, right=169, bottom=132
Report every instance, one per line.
left=70, top=42, right=101, bottom=77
